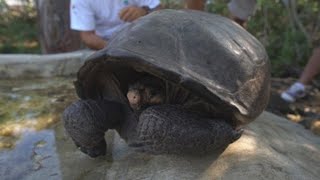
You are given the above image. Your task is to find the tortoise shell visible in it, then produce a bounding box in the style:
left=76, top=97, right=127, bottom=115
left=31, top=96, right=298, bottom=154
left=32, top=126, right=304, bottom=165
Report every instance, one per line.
left=76, top=9, right=270, bottom=126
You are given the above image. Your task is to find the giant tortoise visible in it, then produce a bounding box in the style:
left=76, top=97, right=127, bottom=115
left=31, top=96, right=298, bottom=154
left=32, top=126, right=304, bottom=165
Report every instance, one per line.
left=63, top=9, right=270, bottom=157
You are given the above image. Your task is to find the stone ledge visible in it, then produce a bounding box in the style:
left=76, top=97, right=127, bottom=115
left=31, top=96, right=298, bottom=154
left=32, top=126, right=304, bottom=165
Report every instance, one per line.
left=0, top=50, right=95, bottom=79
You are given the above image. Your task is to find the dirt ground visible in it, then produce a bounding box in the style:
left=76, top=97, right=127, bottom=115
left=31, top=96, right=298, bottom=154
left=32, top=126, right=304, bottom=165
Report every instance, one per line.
left=267, top=78, right=320, bottom=135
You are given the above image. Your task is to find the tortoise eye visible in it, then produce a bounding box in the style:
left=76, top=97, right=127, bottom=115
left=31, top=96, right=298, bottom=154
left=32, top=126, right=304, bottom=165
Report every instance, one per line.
left=149, top=90, right=159, bottom=97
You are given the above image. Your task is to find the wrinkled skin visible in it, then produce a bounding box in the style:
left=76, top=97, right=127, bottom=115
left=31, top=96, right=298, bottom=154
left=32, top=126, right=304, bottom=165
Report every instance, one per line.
left=63, top=99, right=242, bottom=157
left=63, top=100, right=126, bottom=157
left=131, top=104, right=243, bottom=155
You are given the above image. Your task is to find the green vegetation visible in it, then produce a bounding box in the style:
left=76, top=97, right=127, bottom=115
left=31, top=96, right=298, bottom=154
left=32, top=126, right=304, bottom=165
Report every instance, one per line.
left=247, top=0, right=319, bottom=77
left=163, top=0, right=319, bottom=77
left=0, top=0, right=319, bottom=77
left=0, top=0, right=40, bottom=53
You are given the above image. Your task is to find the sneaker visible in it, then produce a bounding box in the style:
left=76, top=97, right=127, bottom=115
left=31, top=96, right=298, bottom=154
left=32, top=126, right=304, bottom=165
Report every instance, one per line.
left=281, top=82, right=306, bottom=103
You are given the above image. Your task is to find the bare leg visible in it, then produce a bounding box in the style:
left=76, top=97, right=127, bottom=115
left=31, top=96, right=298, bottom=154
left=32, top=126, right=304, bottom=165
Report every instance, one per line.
left=298, top=47, right=320, bottom=85
left=281, top=47, right=320, bottom=102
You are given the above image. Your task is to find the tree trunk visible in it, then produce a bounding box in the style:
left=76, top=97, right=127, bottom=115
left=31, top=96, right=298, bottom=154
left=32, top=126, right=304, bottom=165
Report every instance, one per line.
left=35, top=0, right=82, bottom=54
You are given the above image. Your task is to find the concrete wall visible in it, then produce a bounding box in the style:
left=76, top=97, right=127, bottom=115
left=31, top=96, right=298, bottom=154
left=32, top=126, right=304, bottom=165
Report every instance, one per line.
left=0, top=50, right=94, bottom=79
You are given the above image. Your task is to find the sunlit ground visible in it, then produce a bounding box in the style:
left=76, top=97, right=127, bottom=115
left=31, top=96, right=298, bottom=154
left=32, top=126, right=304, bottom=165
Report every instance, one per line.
left=0, top=77, right=76, bottom=149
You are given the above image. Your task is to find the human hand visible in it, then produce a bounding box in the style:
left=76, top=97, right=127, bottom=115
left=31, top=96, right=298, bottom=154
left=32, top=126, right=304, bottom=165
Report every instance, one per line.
left=119, top=6, right=147, bottom=22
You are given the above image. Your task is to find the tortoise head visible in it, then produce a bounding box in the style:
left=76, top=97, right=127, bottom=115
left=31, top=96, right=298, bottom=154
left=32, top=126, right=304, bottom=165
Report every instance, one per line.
left=127, top=76, right=165, bottom=111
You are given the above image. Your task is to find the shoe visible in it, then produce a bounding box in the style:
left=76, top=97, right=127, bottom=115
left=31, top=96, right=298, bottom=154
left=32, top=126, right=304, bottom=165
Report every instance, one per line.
left=281, top=82, right=306, bottom=102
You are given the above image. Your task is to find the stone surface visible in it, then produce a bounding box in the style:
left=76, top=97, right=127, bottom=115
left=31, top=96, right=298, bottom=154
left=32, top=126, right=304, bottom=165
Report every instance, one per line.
left=0, top=50, right=94, bottom=79
left=2, top=111, right=319, bottom=180
left=200, top=112, right=320, bottom=180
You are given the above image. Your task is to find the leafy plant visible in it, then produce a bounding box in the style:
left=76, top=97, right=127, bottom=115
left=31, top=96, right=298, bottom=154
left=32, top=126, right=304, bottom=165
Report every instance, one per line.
left=0, top=0, right=40, bottom=53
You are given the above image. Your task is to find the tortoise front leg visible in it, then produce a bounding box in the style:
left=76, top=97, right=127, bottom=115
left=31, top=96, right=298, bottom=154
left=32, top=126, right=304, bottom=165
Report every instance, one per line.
left=130, top=105, right=243, bottom=155
left=62, top=99, right=126, bottom=157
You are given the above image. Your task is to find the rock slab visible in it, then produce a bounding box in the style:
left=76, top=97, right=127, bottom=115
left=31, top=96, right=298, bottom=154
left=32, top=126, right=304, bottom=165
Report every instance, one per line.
left=54, top=111, right=320, bottom=180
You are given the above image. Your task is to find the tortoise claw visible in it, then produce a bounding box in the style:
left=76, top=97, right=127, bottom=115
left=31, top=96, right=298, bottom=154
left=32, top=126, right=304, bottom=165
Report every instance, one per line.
left=74, top=139, right=107, bottom=158
left=232, top=128, right=244, bottom=142
left=129, top=140, right=162, bottom=154
left=128, top=140, right=154, bottom=147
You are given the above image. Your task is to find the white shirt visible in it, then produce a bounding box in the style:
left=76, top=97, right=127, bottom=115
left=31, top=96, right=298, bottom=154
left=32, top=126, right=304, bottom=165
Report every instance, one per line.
left=70, top=0, right=160, bottom=40
left=228, top=0, right=256, bottom=20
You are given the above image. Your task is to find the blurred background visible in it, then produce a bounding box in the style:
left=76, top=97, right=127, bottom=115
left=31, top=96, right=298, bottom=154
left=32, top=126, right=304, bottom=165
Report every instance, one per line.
left=0, top=0, right=319, bottom=77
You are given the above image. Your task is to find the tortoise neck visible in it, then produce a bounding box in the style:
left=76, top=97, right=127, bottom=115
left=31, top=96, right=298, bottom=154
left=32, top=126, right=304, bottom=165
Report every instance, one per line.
left=95, top=100, right=128, bottom=130
left=94, top=99, right=139, bottom=141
